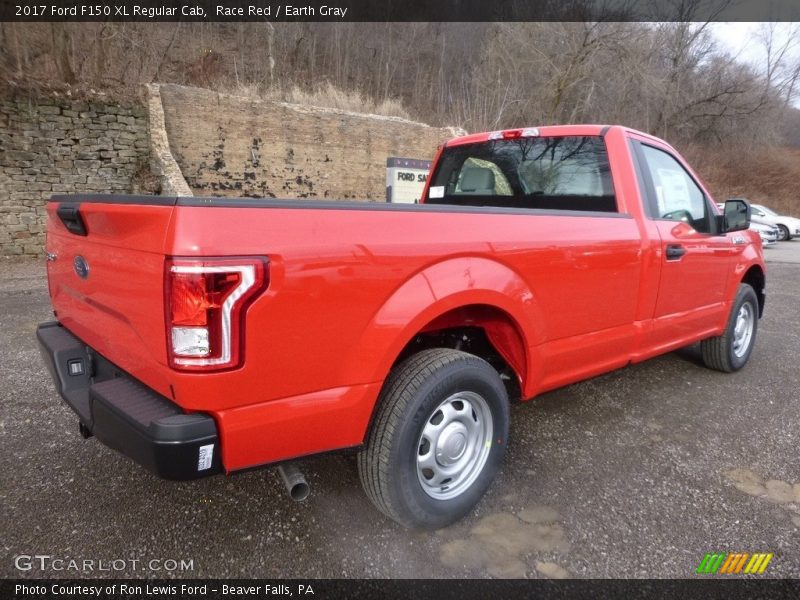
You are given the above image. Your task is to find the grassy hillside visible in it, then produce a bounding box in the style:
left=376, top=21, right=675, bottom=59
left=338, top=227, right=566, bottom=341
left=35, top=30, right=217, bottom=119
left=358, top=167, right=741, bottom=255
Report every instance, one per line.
left=684, top=145, right=800, bottom=217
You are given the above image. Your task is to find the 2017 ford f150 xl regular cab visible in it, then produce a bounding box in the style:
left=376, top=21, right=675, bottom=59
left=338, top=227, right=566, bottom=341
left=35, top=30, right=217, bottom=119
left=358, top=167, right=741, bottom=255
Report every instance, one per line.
left=37, top=125, right=765, bottom=529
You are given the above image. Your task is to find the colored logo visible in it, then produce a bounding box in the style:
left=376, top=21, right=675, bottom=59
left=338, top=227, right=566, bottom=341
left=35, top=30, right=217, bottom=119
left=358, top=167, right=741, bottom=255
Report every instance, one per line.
left=696, top=552, right=773, bottom=575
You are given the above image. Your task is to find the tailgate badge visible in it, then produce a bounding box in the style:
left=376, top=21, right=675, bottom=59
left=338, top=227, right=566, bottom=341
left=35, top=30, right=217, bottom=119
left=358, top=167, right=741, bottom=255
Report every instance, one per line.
left=73, top=255, right=90, bottom=279
left=46, top=251, right=58, bottom=262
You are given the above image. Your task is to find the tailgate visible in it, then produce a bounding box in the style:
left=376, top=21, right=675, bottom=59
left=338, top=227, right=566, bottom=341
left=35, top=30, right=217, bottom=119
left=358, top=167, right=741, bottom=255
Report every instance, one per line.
left=45, top=196, right=176, bottom=397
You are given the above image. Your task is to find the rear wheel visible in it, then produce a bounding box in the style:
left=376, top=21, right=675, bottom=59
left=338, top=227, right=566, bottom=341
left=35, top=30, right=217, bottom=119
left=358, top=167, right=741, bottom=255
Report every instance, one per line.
left=358, top=349, right=509, bottom=529
left=701, top=284, right=759, bottom=372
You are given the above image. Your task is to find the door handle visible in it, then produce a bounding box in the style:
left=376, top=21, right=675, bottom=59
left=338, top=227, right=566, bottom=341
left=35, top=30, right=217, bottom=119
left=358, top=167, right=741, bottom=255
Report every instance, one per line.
left=665, top=244, right=686, bottom=260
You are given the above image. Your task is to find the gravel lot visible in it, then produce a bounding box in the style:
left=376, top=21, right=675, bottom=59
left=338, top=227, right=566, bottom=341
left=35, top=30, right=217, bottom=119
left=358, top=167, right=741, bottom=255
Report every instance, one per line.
left=1, top=244, right=798, bottom=579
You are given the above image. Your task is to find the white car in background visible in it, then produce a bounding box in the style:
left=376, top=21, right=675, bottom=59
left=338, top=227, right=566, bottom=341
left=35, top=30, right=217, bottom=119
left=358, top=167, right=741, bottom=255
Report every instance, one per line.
left=749, top=219, right=778, bottom=246
left=749, top=204, right=800, bottom=241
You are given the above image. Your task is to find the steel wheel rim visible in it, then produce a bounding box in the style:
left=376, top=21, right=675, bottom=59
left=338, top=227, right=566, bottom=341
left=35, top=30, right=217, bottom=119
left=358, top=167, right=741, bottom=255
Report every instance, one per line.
left=416, top=391, right=493, bottom=500
left=732, top=302, right=754, bottom=358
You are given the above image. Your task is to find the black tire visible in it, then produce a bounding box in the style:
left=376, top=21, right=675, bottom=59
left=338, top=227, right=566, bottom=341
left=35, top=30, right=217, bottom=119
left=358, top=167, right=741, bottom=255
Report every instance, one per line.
left=701, top=284, right=759, bottom=372
left=777, top=225, right=791, bottom=241
left=358, top=348, right=509, bottom=530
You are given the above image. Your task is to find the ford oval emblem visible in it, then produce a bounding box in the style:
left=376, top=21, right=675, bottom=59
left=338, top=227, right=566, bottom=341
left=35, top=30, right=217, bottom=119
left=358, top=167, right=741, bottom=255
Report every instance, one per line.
left=73, top=255, right=89, bottom=279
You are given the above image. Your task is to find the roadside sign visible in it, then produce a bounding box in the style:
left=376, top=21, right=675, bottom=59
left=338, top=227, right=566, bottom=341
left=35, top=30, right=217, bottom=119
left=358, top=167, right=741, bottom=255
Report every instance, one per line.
left=386, top=157, right=431, bottom=204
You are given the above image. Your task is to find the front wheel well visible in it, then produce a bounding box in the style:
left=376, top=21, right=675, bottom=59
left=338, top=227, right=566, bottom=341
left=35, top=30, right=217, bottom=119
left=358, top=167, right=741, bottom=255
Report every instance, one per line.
left=741, top=265, right=765, bottom=317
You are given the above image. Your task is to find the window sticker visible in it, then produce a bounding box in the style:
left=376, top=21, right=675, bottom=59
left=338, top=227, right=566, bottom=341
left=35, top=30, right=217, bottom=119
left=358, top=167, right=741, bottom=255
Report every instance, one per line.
left=429, top=186, right=445, bottom=198
left=656, top=168, right=691, bottom=213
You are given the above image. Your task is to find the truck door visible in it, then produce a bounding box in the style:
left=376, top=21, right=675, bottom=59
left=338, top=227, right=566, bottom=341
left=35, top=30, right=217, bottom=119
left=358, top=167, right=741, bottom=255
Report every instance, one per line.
left=630, top=140, right=733, bottom=341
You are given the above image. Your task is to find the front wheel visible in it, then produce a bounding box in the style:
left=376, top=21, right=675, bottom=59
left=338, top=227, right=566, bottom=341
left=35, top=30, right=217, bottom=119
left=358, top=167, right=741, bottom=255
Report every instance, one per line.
left=701, top=283, right=759, bottom=372
left=358, top=349, right=509, bottom=529
left=777, top=225, right=791, bottom=241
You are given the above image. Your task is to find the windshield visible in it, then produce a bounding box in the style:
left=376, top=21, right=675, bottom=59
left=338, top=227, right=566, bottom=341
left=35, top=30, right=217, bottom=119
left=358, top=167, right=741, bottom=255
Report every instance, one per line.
left=426, top=136, right=616, bottom=212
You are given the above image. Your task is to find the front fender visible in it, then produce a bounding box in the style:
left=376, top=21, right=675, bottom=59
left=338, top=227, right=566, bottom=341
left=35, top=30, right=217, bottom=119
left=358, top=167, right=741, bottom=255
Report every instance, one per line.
left=726, top=241, right=766, bottom=317
left=728, top=242, right=766, bottom=297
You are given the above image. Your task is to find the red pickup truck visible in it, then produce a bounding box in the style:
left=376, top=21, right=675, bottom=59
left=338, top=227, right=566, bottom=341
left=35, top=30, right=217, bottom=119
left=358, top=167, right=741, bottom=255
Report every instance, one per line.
left=38, top=125, right=765, bottom=529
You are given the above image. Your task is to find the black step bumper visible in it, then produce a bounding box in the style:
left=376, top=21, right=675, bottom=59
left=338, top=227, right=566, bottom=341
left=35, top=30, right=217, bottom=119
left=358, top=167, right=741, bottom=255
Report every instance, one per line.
left=36, top=321, right=221, bottom=480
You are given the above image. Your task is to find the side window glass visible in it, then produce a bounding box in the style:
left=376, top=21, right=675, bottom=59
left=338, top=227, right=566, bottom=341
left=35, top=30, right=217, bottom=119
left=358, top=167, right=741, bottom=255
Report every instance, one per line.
left=640, top=144, right=710, bottom=233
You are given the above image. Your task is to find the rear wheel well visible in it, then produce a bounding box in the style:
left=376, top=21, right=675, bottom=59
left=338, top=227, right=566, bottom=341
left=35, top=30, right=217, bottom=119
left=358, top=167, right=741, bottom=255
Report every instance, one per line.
left=393, top=305, right=526, bottom=401
left=741, top=266, right=765, bottom=317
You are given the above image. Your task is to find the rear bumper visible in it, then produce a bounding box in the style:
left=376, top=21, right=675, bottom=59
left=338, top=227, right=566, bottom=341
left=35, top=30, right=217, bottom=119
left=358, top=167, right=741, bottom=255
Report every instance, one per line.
left=36, top=321, right=221, bottom=480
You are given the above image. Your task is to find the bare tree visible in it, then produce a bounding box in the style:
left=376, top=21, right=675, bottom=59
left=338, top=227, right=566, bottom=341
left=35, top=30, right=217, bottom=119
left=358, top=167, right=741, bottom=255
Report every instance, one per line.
left=50, top=24, right=76, bottom=84
left=759, top=22, right=800, bottom=111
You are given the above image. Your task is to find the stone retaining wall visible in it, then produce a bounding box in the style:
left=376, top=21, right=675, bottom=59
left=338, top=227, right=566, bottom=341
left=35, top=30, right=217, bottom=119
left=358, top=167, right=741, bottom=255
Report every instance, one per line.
left=158, top=84, right=458, bottom=200
left=0, top=96, right=149, bottom=256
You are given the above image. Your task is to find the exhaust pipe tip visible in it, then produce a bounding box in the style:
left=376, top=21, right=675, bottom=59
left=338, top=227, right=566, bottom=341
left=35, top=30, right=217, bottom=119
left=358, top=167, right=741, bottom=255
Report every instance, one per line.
left=289, top=480, right=310, bottom=502
left=277, top=464, right=310, bottom=502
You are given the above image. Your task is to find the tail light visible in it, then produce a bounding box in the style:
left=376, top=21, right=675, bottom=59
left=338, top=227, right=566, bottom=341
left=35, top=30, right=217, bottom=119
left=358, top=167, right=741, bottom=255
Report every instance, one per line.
left=165, top=257, right=268, bottom=371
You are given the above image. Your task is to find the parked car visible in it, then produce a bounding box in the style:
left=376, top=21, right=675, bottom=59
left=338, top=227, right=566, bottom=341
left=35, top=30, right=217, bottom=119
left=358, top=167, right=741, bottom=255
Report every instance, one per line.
left=750, top=220, right=778, bottom=246
left=750, top=204, right=800, bottom=241
left=37, top=125, right=765, bottom=529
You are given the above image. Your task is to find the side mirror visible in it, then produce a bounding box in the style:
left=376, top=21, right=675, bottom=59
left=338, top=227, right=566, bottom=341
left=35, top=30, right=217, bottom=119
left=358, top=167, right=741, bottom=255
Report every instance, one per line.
left=718, top=198, right=750, bottom=233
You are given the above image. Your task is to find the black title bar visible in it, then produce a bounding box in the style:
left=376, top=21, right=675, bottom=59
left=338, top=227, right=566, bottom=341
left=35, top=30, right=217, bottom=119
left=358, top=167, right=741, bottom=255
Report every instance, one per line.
left=3, top=579, right=800, bottom=600
left=3, top=0, right=800, bottom=22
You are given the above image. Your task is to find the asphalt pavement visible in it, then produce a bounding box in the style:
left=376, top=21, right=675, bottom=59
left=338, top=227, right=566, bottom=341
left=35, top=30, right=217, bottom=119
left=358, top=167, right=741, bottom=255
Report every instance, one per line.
left=1, top=242, right=798, bottom=579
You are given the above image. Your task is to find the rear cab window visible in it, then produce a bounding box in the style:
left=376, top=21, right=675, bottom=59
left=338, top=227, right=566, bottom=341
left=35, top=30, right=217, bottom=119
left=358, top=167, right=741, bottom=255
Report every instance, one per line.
left=425, top=135, right=617, bottom=213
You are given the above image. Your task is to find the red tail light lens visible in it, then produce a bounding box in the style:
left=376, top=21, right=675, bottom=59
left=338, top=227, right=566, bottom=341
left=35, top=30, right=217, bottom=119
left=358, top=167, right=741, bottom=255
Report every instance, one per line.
left=165, top=257, right=268, bottom=371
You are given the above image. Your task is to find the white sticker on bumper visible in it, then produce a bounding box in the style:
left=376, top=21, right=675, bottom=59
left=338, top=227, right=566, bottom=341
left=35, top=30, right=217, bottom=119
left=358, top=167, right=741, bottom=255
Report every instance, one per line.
left=198, top=444, right=214, bottom=471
